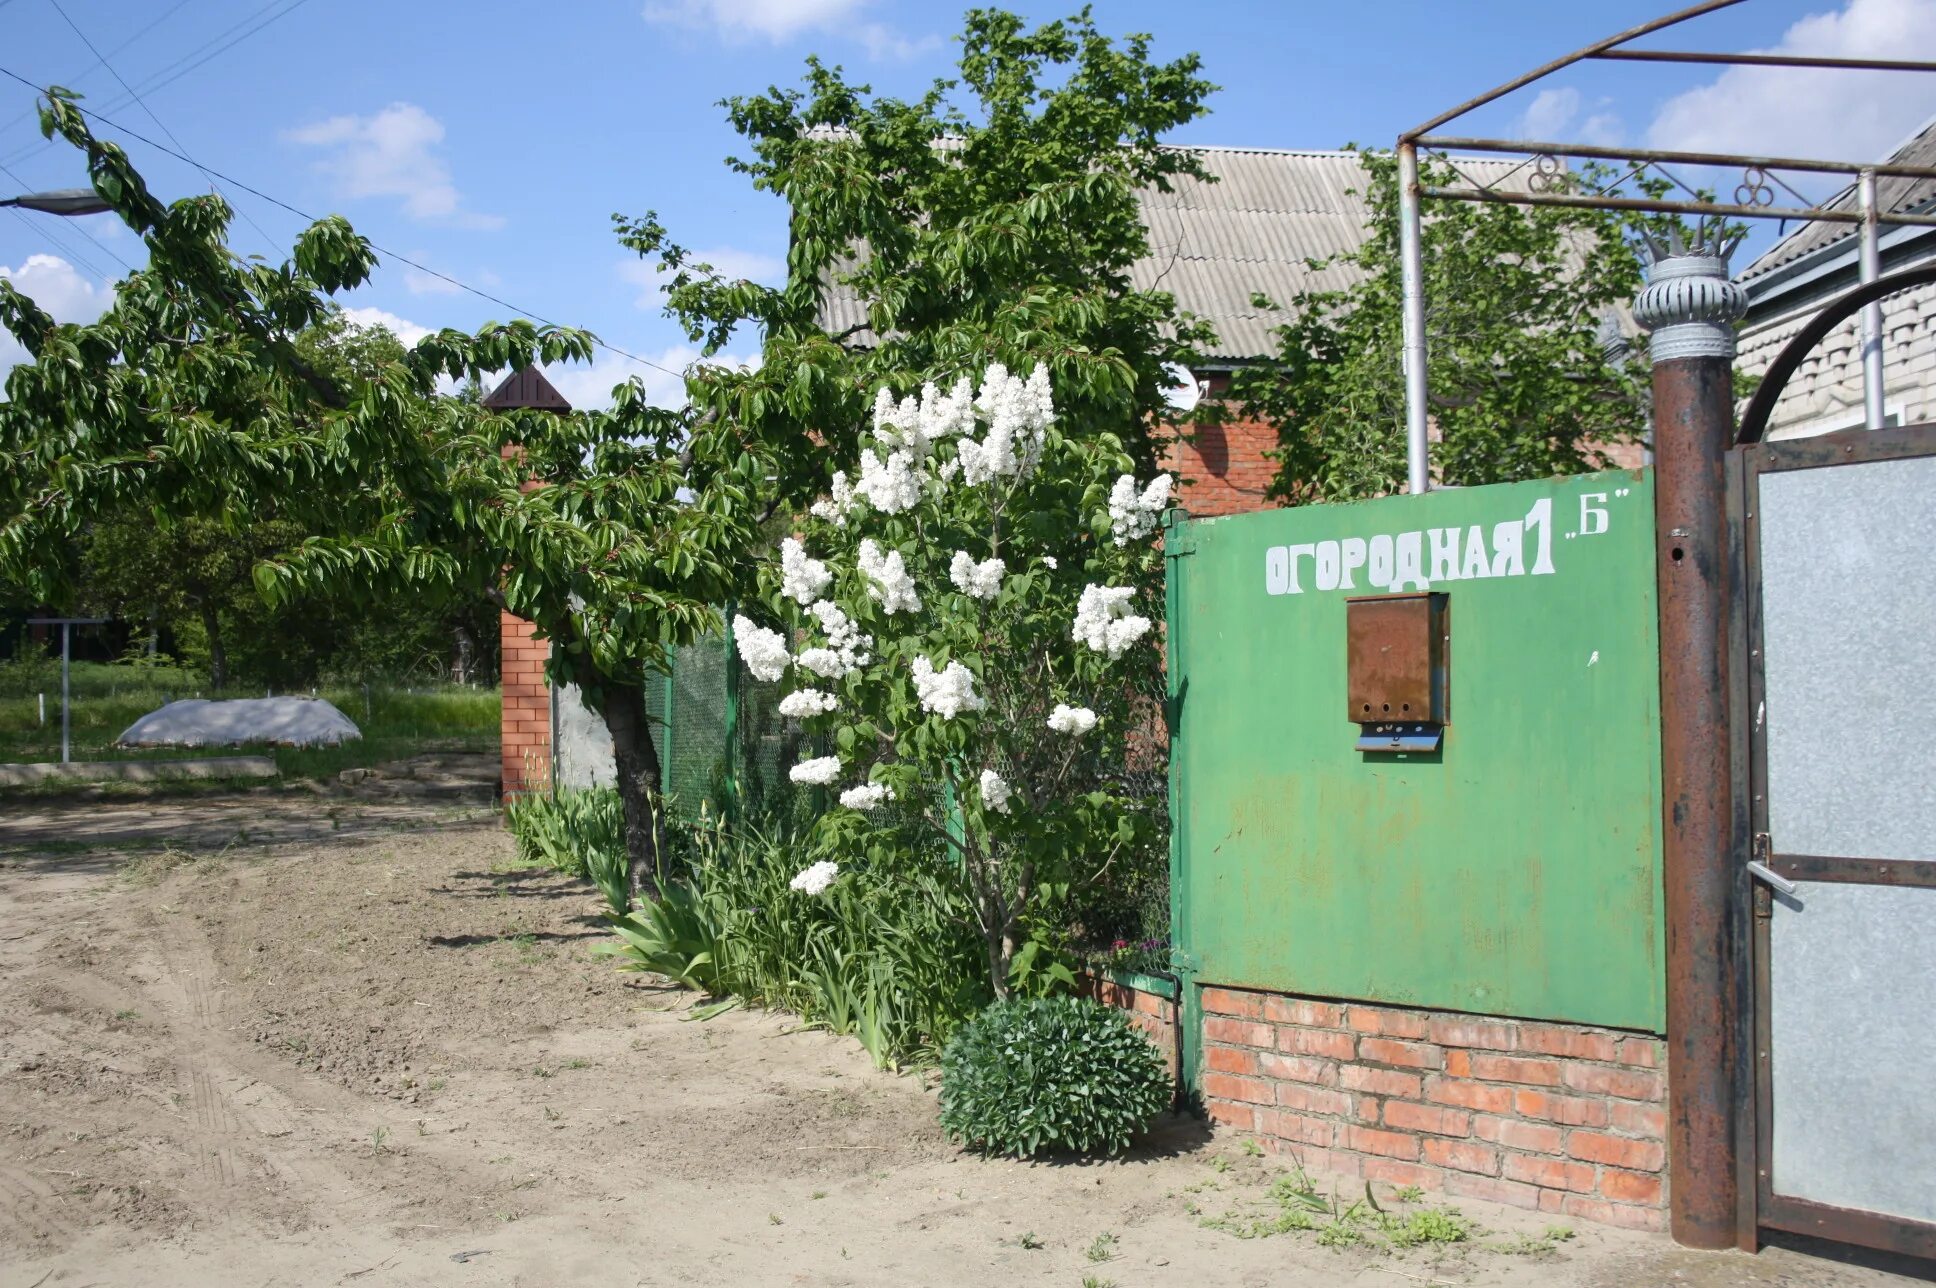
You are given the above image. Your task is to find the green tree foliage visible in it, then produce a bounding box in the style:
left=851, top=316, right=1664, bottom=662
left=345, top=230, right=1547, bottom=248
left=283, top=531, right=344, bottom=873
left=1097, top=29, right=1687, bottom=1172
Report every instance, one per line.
left=1222, top=151, right=1649, bottom=504
left=0, top=92, right=766, bottom=884
left=65, top=309, right=492, bottom=691
left=618, top=5, right=1219, bottom=485
left=79, top=512, right=299, bottom=689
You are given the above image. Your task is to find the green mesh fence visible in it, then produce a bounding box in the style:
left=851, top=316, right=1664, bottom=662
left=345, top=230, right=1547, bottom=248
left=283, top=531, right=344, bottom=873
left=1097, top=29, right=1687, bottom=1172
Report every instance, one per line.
left=651, top=622, right=817, bottom=835
left=646, top=618, right=1171, bottom=950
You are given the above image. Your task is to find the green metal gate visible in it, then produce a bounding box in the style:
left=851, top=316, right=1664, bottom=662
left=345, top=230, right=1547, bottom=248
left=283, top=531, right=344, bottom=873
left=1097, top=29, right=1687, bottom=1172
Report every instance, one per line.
left=1165, top=470, right=1667, bottom=1086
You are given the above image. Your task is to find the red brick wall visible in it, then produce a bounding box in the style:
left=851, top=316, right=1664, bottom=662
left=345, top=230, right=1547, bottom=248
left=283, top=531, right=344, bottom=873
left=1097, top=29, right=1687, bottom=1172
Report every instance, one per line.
left=1079, top=975, right=1177, bottom=1080
left=1162, top=411, right=1278, bottom=518
left=500, top=611, right=549, bottom=797
left=1194, top=986, right=1667, bottom=1230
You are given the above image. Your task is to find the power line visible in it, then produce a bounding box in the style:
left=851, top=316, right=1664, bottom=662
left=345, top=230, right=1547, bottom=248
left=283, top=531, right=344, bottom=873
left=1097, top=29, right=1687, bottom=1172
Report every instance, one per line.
left=43, top=0, right=279, bottom=257
left=1, top=0, right=312, bottom=170
left=7, top=206, right=107, bottom=278
left=0, top=67, right=687, bottom=383
left=0, top=0, right=196, bottom=140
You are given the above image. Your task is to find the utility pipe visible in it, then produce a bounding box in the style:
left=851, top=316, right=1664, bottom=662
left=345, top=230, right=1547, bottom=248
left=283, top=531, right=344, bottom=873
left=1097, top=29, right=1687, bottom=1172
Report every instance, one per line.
left=1398, top=141, right=1431, bottom=494
left=1858, top=169, right=1887, bottom=429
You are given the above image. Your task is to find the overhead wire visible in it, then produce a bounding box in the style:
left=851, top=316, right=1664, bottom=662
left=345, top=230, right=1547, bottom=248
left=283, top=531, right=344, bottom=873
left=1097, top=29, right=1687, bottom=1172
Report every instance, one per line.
left=0, top=0, right=197, bottom=139
left=43, top=0, right=280, bottom=258
left=0, top=156, right=135, bottom=271
left=6, top=205, right=108, bottom=278
left=1, top=0, right=313, bottom=169
left=0, top=65, right=689, bottom=383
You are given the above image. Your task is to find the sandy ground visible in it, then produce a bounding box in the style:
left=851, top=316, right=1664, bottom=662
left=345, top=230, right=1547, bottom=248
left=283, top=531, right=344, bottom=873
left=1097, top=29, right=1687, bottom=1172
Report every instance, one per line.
left=0, top=795, right=1928, bottom=1288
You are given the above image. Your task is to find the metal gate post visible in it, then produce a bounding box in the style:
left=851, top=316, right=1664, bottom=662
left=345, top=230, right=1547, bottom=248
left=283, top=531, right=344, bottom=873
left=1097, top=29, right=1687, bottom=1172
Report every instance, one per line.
left=1633, top=237, right=1750, bottom=1249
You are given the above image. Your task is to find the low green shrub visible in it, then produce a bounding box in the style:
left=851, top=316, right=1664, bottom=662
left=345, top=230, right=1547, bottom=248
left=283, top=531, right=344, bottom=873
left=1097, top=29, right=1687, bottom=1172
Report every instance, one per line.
left=938, top=995, right=1171, bottom=1158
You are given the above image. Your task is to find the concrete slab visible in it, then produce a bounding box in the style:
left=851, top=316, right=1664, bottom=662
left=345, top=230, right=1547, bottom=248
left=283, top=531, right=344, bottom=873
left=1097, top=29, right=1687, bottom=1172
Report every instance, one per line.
left=0, top=756, right=278, bottom=786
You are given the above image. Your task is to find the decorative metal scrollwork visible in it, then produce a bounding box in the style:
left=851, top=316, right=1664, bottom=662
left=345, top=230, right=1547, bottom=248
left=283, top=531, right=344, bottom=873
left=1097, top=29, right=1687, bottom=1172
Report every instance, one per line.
left=1528, top=152, right=1566, bottom=194
left=1734, top=166, right=1775, bottom=208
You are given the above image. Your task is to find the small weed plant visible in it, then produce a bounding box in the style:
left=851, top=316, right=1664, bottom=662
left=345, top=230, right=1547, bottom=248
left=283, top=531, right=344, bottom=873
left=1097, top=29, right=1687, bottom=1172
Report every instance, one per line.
left=1201, top=1165, right=1473, bottom=1252
left=938, top=996, right=1170, bottom=1158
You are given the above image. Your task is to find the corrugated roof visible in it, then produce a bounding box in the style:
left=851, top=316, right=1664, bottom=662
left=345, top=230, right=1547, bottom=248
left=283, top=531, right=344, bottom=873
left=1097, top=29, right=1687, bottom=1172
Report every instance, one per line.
left=815, top=145, right=1532, bottom=363
left=1742, top=114, right=1936, bottom=282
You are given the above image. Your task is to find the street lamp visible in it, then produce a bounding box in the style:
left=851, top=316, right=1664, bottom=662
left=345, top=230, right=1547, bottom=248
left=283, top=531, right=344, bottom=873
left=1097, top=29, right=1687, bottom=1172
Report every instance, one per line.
left=0, top=187, right=110, bottom=216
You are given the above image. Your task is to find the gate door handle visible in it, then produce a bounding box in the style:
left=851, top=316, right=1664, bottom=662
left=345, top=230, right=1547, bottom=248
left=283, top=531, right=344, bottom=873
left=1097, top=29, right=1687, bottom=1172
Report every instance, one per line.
left=1746, top=860, right=1798, bottom=897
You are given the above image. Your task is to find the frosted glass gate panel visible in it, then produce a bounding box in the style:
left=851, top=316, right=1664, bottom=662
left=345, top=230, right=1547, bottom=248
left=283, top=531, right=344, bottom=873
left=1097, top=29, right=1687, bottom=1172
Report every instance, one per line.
left=1748, top=432, right=1936, bottom=1258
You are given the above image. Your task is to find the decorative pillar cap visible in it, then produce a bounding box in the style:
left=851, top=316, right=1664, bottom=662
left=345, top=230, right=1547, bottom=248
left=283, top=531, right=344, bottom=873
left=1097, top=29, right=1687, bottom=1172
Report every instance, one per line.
left=1633, top=221, right=1748, bottom=364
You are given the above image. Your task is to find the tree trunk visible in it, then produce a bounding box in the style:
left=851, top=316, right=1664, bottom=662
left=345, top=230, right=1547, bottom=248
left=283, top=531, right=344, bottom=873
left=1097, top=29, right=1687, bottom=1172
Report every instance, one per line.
left=600, top=681, right=667, bottom=898
left=199, top=602, right=228, bottom=691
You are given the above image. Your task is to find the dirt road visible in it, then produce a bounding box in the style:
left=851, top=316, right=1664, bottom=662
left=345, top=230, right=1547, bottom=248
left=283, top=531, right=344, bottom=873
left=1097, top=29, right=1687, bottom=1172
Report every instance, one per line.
left=0, top=802, right=1923, bottom=1287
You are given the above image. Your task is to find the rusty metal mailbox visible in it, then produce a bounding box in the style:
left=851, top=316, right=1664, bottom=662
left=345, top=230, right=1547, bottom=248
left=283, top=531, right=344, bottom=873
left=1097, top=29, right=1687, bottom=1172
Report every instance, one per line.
left=1346, top=592, right=1449, bottom=751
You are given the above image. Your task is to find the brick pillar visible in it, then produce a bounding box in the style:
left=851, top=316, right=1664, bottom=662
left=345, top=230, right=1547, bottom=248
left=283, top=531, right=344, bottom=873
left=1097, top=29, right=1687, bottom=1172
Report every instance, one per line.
left=500, top=610, right=550, bottom=796
left=484, top=365, right=574, bottom=799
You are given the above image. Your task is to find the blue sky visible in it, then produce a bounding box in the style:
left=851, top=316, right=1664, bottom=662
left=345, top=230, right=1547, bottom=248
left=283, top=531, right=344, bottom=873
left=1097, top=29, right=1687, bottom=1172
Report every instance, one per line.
left=3, top=0, right=1935, bottom=405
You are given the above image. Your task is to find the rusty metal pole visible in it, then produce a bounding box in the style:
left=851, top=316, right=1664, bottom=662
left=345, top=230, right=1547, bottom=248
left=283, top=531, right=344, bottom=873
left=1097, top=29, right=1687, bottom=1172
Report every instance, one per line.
left=1633, top=235, right=1749, bottom=1250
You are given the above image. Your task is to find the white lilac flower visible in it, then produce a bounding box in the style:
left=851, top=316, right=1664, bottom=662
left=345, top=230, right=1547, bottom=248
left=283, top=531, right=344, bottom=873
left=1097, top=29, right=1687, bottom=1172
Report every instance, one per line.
left=1107, top=472, right=1174, bottom=547
left=1041, top=555, right=1057, bottom=570
left=809, top=470, right=854, bottom=526
left=948, top=550, right=1005, bottom=600
left=1047, top=703, right=1098, bottom=736
left=979, top=767, right=1014, bottom=815
left=1071, top=584, right=1153, bottom=660
left=733, top=614, right=791, bottom=682
left=873, top=378, right=973, bottom=456
left=798, top=599, right=871, bottom=678
left=855, top=447, right=922, bottom=513
left=788, top=756, right=843, bottom=786
left=789, top=859, right=840, bottom=895
left=958, top=362, right=1053, bottom=486
left=910, top=656, right=985, bottom=720
left=779, top=537, right=833, bottom=605
left=838, top=782, right=896, bottom=811
left=858, top=539, right=922, bottom=614
left=777, top=688, right=838, bottom=718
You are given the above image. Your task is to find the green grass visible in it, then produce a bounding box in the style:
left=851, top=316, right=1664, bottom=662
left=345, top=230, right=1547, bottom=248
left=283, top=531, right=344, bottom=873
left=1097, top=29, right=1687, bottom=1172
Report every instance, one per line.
left=0, top=659, right=498, bottom=783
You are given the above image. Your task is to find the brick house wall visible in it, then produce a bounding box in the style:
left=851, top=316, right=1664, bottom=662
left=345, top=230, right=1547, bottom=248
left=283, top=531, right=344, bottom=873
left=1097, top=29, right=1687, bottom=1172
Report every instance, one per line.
left=1736, top=280, right=1936, bottom=438
left=1195, top=986, right=1667, bottom=1230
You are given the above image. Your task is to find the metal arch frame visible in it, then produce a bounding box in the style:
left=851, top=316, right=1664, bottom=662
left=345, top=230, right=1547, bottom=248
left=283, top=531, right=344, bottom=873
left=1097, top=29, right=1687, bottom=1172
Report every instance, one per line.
left=1395, top=0, right=1936, bottom=493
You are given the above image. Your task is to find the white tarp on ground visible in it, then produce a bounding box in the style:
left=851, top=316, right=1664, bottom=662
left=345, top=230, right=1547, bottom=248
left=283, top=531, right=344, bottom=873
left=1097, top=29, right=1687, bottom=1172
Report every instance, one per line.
left=117, top=697, right=363, bottom=748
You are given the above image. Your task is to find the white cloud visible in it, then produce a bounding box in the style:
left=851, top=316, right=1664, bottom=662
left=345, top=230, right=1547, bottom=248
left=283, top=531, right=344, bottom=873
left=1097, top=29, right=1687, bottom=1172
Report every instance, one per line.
left=0, top=253, right=110, bottom=375
left=857, top=23, right=942, bottom=60
left=285, top=103, right=505, bottom=230
left=618, top=245, right=785, bottom=307
left=1517, top=87, right=1581, bottom=140
left=540, top=344, right=761, bottom=412
left=642, top=0, right=936, bottom=58
left=1513, top=87, right=1625, bottom=147
left=403, top=266, right=463, bottom=296
left=1647, top=0, right=1936, bottom=163
left=340, top=304, right=433, bottom=348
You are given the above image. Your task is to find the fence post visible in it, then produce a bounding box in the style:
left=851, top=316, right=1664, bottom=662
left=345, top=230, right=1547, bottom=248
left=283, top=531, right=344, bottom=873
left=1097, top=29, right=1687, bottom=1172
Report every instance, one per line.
left=1162, top=504, right=1201, bottom=1101
left=722, top=607, right=740, bottom=823
left=1632, top=229, right=1749, bottom=1251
